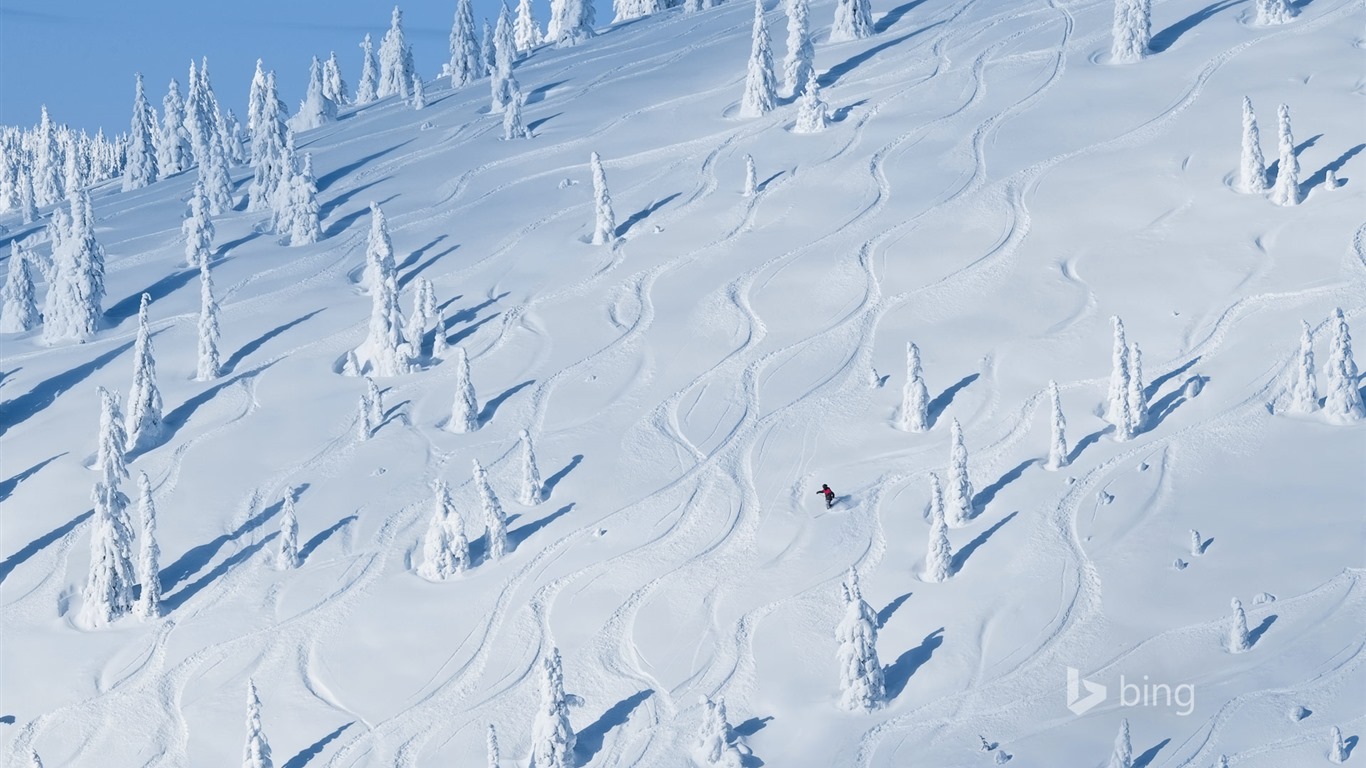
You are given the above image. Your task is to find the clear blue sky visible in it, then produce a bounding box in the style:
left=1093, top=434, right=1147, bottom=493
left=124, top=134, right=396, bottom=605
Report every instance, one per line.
left=0, top=0, right=615, bottom=135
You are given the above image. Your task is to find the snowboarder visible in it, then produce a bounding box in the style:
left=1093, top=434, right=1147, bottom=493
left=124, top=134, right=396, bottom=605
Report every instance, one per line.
left=818, top=483, right=836, bottom=509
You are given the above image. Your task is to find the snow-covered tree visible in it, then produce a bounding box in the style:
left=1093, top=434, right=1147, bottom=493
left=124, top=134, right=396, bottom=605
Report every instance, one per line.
left=32, top=106, right=63, bottom=206
left=363, top=202, right=396, bottom=293
left=503, top=77, right=530, bottom=139
left=418, top=480, right=470, bottom=579
left=196, top=258, right=221, bottom=381
left=590, top=151, right=615, bottom=245
left=1125, top=342, right=1147, bottom=437
left=224, top=109, right=248, bottom=165
left=898, top=342, right=929, bottom=432
left=923, top=473, right=951, bottom=583
left=342, top=349, right=361, bottom=377
left=248, top=71, right=289, bottom=213
left=1045, top=380, right=1069, bottom=470
left=793, top=77, right=830, bottom=134
left=739, top=0, right=778, bottom=118
left=783, top=0, right=815, bottom=97
left=295, top=57, right=338, bottom=132
left=197, top=133, right=233, bottom=216
left=1189, top=529, right=1203, bottom=557
left=1110, top=0, right=1151, bottom=64
left=243, top=679, right=274, bottom=768
left=124, top=73, right=159, bottom=191
left=1270, top=103, right=1300, bottom=207
left=742, top=154, right=757, bottom=197
left=277, top=491, right=299, bottom=569
left=17, top=166, right=38, bottom=224
left=945, top=418, right=973, bottom=526
left=1228, top=597, right=1251, bottom=653
left=157, top=80, right=192, bottom=177
left=323, top=51, right=350, bottom=107
left=481, top=21, right=496, bottom=74
left=836, top=568, right=884, bottom=711
left=490, top=3, right=517, bottom=112
left=357, top=35, right=379, bottom=104
left=615, top=0, right=664, bottom=23
left=519, top=428, right=544, bottom=504
left=278, top=152, right=322, bottom=246
left=405, top=277, right=437, bottom=355
left=451, top=0, right=484, bottom=87
left=125, top=294, right=164, bottom=453
left=432, top=308, right=450, bottom=356
left=473, top=458, right=509, bottom=560
left=379, top=7, right=416, bottom=100
left=1106, top=316, right=1131, bottom=428
left=0, top=241, right=39, bottom=333
left=552, top=0, right=596, bottom=47
left=412, top=75, right=426, bottom=110
left=1324, top=308, right=1364, bottom=423
left=26, top=747, right=43, bottom=768
left=487, top=724, right=501, bottom=768
left=1108, top=718, right=1132, bottom=768
left=248, top=60, right=269, bottom=139
left=358, top=383, right=376, bottom=439
left=529, top=647, right=577, bottom=768
left=515, top=0, right=543, bottom=52
left=366, top=377, right=384, bottom=431
left=448, top=346, right=480, bottom=432
left=1255, top=0, right=1297, bottom=25
left=359, top=209, right=415, bottom=377
left=830, top=0, right=872, bottom=42
left=83, top=387, right=136, bottom=626
left=133, top=472, right=162, bottom=620
left=1239, top=97, right=1267, bottom=194
left=1330, top=725, right=1348, bottom=763
left=695, top=695, right=744, bottom=767
left=42, top=191, right=105, bottom=344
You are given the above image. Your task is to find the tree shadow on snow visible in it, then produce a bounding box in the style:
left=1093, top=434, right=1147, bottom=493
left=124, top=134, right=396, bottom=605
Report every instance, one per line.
left=162, top=533, right=278, bottom=611
left=830, top=99, right=868, bottom=123
left=1148, top=0, right=1246, bottom=53
left=1248, top=614, right=1277, bottom=647
left=972, top=460, right=1033, bottom=511
left=1344, top=736, right=1360, bottom=760
left=478, top=380, right=535, bottom=426
left=0, top=509, right=93, bottom=585
left=317, top=140, right=414, bottom=192
left=0, top=339, right=134, bottom=439
left=106, top=272, right=202, bottom=327
left=1145, top=356, right=1200, bottom=399
left=282, top=722, right=354, bottom=768
left=615, top=192, right=681, bottom=238
left=216, top=230, right=264, bottom=259
left=1304, top=143, right=1365, bottom=194
left=1133, top=738, right=1172, bottom=768
left=1265, top=134, right=1322, bottom=187
left=0, top=715, right=14, bottom=724
left=818, top=24, right=944, bottom=88
left=298, top=515, right=359, bottom=563
left=950, top=510, right=1019, bottom=575
left=527, top=112, right=563, bottom=133
left=222, top=310, right=324, bottom=375
left=884, top=628, right=944, bottom=699
left=525, top=80, right=569, bottom=105
left=542, top=455, right=584, bottom=497
left=734, top=716, right=772, bottom=737
left=446, top=312, right=499, bottom=348
left=325, top=194, right=399, bottom=238
left=160, top=362, right=279, bottom=445
left=927, top=373, right=979, bottom=427
left=397, top=243, right=460, bottom=290
left=877, top=592, right=913, bottom=629
left=1146, top=375, right=1208, bottom=432
left=319, top=177, right=390, bottom=220
left=875, top=0, right=932, bottom=33
left=447, top=292, right=510, bottom=328
left=511, top=504, right=573, bottom=546
left=0, top=452, right=67, bottom=503
left=1067, top=425, right=1111, bottom=464
left=575, top=689, right=654, bottom=763
left=160, top=489, right=301, bottom=593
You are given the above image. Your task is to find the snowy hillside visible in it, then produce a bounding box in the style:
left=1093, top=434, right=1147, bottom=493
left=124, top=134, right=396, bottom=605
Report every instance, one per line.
left=2, top=0, right=1364, bottom=766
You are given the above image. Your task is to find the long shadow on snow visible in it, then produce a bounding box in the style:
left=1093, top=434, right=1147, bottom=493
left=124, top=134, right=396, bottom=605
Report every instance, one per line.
left=397, top=244, right=460, bottom=290
left=479, top=380, right=535, bottom=426
left=510, top=504, right=573, bottom=547
left=1265, top=134, right=1323, bottom=187
left=160, top=362, right=279, bottom=444
left=1148, top=0, right=1247, bottom=53
left=216, top=230, right=263, bottom=259
left=0, top=509, right=94, bottom=585
left=1145, top=375, right=1207, bottom=432
left=542, top=455, right=584, bottom=498
left=317, top=140, right=414, bottom=192
left=447, top=292, right=511, bottom=328
left=283, top=722, right=354, bottom=768
left=831, top=99, right=868, bottom=123
left=105, top=269, right=201, bottom=326
left=325, top=194, right=399, bottom=238
left=0, top=340, right=134, bottom=439
left=299, top=515, right=359, bottom=563
left=615, top=192, right=681, bottom=238
left=0, top=225, right=44, bottom=253
left=927, top=372, right=979, bottom=426
left=222, top=309, right=325, bottom=375
left=950, top=510, right=1019, bottom=575
left=525, top=80, right=569, bottom=105
left=877, top=591, right=912, bottom=628
left=1133, top=738, right=1172, bottom=768
left=1067, top=425, right=1111, bottom=464
left=972, top=459, right=1034, bottom=511
left=527, top=112, right=563, bottom=133
left=884, top=628, right=944, bottom=699
left=163, top=533, right=278, bottom=611
left=319, top=177, right=389, bottom=220
left=576, top=689, right=654, bottom=763
left=875, top=0, right=932, bottom=33
left=1146, top=356, right=1200, bottom=399
left=159, top=489, right=299, bottom=593
left=446, top=313, right=499, bottom=347
left=818, top=23, right=944, bottom=89
left=1304, top=143, right=1366, bottom=194
left=396, top=235, right=448, bottom=272
left=1248, top=614, right=1277, bottom=647
left=734, top=716, right=772, bottom=737
left=0, top=452, right=67, bottom=503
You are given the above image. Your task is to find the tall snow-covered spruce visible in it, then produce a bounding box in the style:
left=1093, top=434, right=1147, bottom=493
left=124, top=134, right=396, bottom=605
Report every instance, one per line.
left=898, top=342, right=929, bottom=432
left=590, top=151, right=616, bottom=245
left=280, top=153, right=322, bottom=246
left=1045, top=380, right=1069, bottom=470
left=923, top=474, right=952, bottom=583
left=695, top=695, right=745, bottom=766
left=125, top=294, right=164, bottom=453
left=183, top=180, right=215, bottom=267
left=945, top=418, right=974, bottom=526
left=1270, top=103, right=1300, bottom=207
left=418, top=480, right=470, bottom=580
left=503, top=78, right=530, bottom=139
left=530, top=647, right=578, bottom=768
left=474, top=458, right=509, bottom=560
left=1323, top=308, right=1364, bottom=423
left=830, top=0, right=872, bottom=42
left=1108, top=718, right=1133, bottom=768
left=294, top=56, right=337, bottom=131
left=133, top=472, right=162, bottom=620
left=248, top=71, right=288, bottom=213
left=836, top=568, right=884, bottom=710
left=519, top=428, right=544, bottom=505
left=451, top=0, right=483, bottom=87
left=357, top=34, right=379, bottom=104
left=277, top=491, right=300, bottom=569
left=323, top=51, right=349, bottom=106
left=123, top=73, right=159, bottom=191
left=1110, top=0, right=1151, bottom=64
left=487, top=724, right=501, bottom=767
left=448, top=347, right=480, bottom=432
left=42, top=191, right=105, bottom=344
left=243, top=679, right=274, bottom=768
left=793, top=77, right=830, bottom=134
left=1125, top=342, right=1147, bottom=437
left=1239, top=97, right=1267, bottom=194
left=515, top=0, right=542, bottom=51
left=739, top=0, right=777, bottom=118
left=196, top=258, right=221, bottom=381
left=1106, top=316, right=1132, bottom=432
left=742, top=154, right=757, bottom=197
left=358, top=203, right=414, bottom=377
left=83, top=387, right=136, bottom=626
left=783, top=0, right=814, bottom=98
left=379, top=6, right=416, bottom=100
left=0, top=241, right=39, bottom=333
left=552, top=0, right=596, bottom=47
left=1228, top=597, right=1251, bottom=653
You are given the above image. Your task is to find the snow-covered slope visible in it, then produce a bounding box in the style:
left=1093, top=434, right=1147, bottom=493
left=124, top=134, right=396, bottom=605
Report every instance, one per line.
left=3, top=0, right=1364, bottom=765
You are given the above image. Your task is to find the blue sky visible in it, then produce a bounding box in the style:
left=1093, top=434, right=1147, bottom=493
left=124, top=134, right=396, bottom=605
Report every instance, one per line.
left=0, top=0, right=614, bottom=135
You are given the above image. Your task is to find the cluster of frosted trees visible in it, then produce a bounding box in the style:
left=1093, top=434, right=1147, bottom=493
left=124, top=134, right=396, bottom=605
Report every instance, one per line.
left=1281, top=309, right=1363, bottom=423
left=1111, top=0, right=1297, bottom=62
left=0, top=108, right=124, bottom=224
left=1237, top=98, right=1336, bottom=206
left=733, top=0, right=859, bottom=133
left=0, top=189, right=108, bottom=343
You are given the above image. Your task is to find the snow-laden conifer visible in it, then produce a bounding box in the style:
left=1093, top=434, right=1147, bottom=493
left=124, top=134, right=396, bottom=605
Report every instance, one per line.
left=1239, top=97, right=1267, bottom=194
left=248, top=72, right=289, bottom=213
left=197, top=130, right=233, bottom=216
left=1228, top=597, right=1251, bottom=653
left=366, top=377, right=384, bottom=430
left=406, top=277, right=437, bottom=355
left=379, top=6, right=415, bottom=100
left=0, top=241, right=39, bottom=333
left=530, top=647, right=577, bottom=768
left=243, top=679, right=274, bottom=768
left=793, top=77, right=830, bottom=134
left=923, top=473, right=952, bottom=583
left=1126, top=342, right=1147, bottom=437
left=615, top=0, right=664, bottom=23
left=783, top=0, right=815, bottom=97
left=32, top=106, right=63, bottom=207
left=277, top=491, right=299, bottom=569
left=590, top=151, right=616, bottom=245
left=125, top=294, right=164, bottom=453
left=157, top=80, right=192, bottom=176
left=490, top=4, right=517, bottom=112
left=739, top=0, right=778, bottom=118
left=503, top=77, right=531, bottom=139
left=1110, top=0, right=1151, bottom=64
left=358, top=385, right=376, bottom=439
left=1045, top=380, right=1069, bottom=470
left=515, top=0, right=543, bottom=52
left=553, top=0, right=596, bottom=47
left=281, top=153, right=322, bottom=246
left=481, top=21, right=496, bottom=75
left=363, top=202, right=396, bottom=293
left=1330, top=726, right=1348, bottom=763
left=474, top=458, right=509, bottom=560
left=830, top=0, right=872, bottom=42
left=945, top=418, right=973, bottom=526
left=898, top=342, right=930, bottom=432
left=742, top=154, right=757, bottom=197
left=359, top=211, right=414, bottom=377
left=295, top=57, right=337, bottom=131
left=1270, top=104, right=1300, bottom=207
left=1255, top=0, right=1297, bottom=25
left=83, top=388, right=136, bottom=626
left=224, top=109, right=248, bottom=165
left=448, top=347, right=480, bottom=432
left=487, top=724, right=501, bottom=768
left=1108, top=718, right=1132, bottom=768
left=1324, top=308, right=1365, bottom=423
left=432, top=308, right=450, bottom=356
left=196, top=258, right=221, bottom=381
left=1106, top=316, right=1131, bottom=428
left=836, top=568, right=884, bottom=711
left=42, top=191, right=105, bottom=344
left=357, top=35, right=379, bottom=104
left=696, top=695, right=745, bottom=767
left=519, top=428, right=544, bottom=505
left=1190, top=529, right=1203, bottom=557
left=17, top=166, right=38, bottom=224
left=133, top=472, right=162, bottom=620
left=419, top=480, right=470, bottom=579
left=323, top=52, right=350, bottom=106
left=248, top=60, right=269, bottom=139
left=451, top=0, right=484, bottom=87
left=124, top=74, right=159, bottom=190
left=412, top=75, right=426, bottom=110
